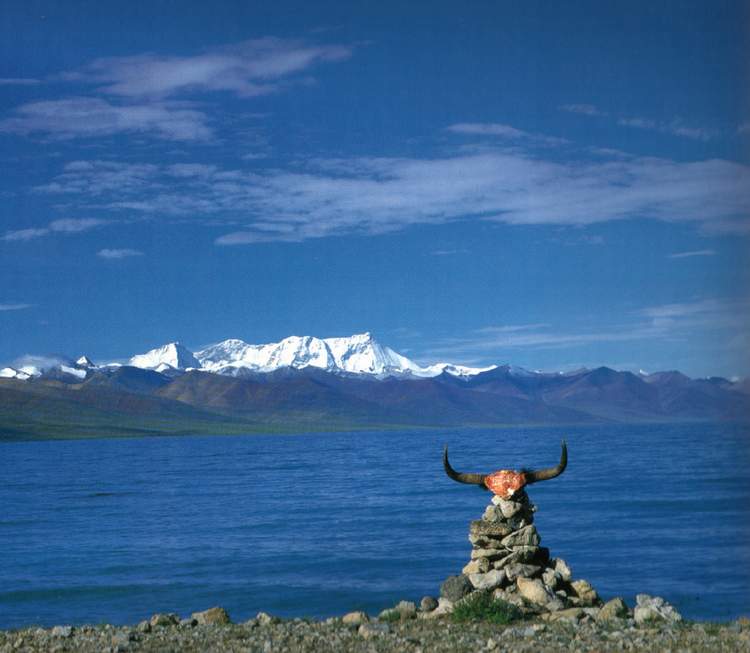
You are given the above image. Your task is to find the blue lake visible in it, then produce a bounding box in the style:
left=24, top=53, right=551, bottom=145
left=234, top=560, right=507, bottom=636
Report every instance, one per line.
left=1, top=422, right=748, bottom=629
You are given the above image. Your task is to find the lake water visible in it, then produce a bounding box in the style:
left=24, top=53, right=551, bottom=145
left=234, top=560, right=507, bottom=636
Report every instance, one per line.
left=1, top=422, right=748, bottom=628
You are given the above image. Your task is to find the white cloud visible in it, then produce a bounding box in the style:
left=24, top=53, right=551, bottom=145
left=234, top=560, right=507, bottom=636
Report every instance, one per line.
left=35, top=160, right=160, bottom=196
left=430, top=248, right=470, bottom=256
left=64, top=37, right=352, bottom=99
left=668, top=249, right=716, bottom=259
left=0, top=78, right=40, bottom=86
left=0, top=303, right=33, bottom=311
left=617, top=117, right=657, bottom=130
left=421, top=298, right=749, bottom=363
left=0, top=97, right=212, bottom=141
left=2, top=228, right=50, bottom=241
left=446, top=122, right=568, bottom=146
left=97, top=248, right=144, bottom=259
left=562, top=102, right=717, bottom=141
left=2, top=218, right=107, bottom=241
left=447, top=123, right=528, bottom=138
left=1, top=38, right=352, bottom=143
left=35, top=143, right=750, bottom=243
left=559, top=104, right=607, bottom=117
left=618, top=116, right=714, bottom=141
left=49, top=218, right=106, bottom=232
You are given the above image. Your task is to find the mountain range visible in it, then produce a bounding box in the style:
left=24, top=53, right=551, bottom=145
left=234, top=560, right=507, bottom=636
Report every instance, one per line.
left=1, top=333, right=748, bottom=440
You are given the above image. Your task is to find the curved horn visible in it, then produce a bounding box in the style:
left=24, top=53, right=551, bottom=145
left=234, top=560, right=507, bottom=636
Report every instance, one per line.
left=526, top=440, right=567, bottom=484
left=443, top=445, right=486, bottom=486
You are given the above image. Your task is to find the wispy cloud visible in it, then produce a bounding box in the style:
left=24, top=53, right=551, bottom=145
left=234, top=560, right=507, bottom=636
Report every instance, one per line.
left=0, top=77, right=40, bottom=86
left=560, top=103, right=717, bottom=141
left=63, top=37, right=352, bottom=99
left=0, top=97, right=212, bottom=141
left=559, top=104, right=607, bottom=117
left=668, top=249, right=715, bottom=259
left=446, top=122, right=568, bottom=146
left=49, top=218, right=107, bottom=232
left=97, top=248, right=144, bottom=259
left=617, top=117, right=715, bottom=141
left=2, top=218, right=107, bottom=241
left=0, top=303, right=33, bottom=311
left=430, top=248, right=470, bottom=256
left=420, top=298, right=749, bottom=364
left=35, top=142, right=750, bottom=243
left=36, top=160, right=161, bottom=196
left=2, top=228, right=50, bottom=242
left=0, top=38, right=352, bottom=143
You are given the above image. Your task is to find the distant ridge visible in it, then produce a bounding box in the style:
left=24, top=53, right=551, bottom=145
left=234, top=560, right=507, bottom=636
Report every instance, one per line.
left=1, top=332, right=748, bottom=439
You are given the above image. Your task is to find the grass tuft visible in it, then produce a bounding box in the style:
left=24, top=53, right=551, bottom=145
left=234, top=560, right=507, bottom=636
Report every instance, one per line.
left=451, top=591, right=522, bottom=625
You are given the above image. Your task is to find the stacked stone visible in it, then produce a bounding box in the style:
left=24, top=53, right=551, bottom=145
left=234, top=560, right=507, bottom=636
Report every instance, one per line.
left=441, top=490, right=602, bottom=616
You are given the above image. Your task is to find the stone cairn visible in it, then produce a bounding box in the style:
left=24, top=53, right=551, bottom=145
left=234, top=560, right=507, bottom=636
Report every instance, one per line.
left=436, top=490, right=606, bottom=621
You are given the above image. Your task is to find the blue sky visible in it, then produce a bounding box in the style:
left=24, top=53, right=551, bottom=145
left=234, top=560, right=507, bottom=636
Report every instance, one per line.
left=1, top=1, right=748, bottom=378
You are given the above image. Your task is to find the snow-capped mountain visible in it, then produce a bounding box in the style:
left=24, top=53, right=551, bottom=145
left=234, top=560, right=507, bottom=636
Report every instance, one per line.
left=0, top=354, right=93, bottom=381
left=194, top=332, right=496, bottom=378
left=0, top=367, right=33, bottom=380
left=1, top=333, right=499, bottom=381
left=76, top=356, right=95, bottom=368
left=129, top=342, right=201, bottom=372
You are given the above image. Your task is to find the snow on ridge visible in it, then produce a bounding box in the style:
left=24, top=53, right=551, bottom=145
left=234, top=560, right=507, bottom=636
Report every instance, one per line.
left=3, top=333, right=512, bottom=382
left=129, top=342, right=201, bottom=371
left=195, top=332, right=494, bottom=378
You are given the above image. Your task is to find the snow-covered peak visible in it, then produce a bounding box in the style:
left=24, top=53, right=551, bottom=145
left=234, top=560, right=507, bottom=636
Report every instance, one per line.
left=269, top=335, right=337, bottom=370
left=196, top=332, right=495, bottom=378
left=129, top=342, right=200, bottom=371
left=0, top=367, right=32, bottom=380
left=427, top=362, right=499, bottom=378
left=76, top=356, right=95, bottom=368
left=324, top=332, right=421, bottom=376
left=197, top=335, right=337, bottom=374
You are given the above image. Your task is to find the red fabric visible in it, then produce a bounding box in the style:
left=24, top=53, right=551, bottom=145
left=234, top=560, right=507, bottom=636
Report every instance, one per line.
left=483, top=470, right=527, bottom=498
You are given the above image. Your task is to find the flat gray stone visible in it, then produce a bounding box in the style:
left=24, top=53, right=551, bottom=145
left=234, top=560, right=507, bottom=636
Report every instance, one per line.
left=468, top=569, right=506, bottom=591
left=498, top=499, right=523, bottom=517
left=501, top=525, right=540, bottom=548
left=504, top=563, right=542, bottom=580
left=470, top=520, right=512, bottom=538
left=470, top=547, right=508, bottom=561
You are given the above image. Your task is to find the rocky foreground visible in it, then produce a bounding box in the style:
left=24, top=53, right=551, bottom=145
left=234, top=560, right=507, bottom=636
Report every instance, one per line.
left=1, top=607, right=749, bottom=653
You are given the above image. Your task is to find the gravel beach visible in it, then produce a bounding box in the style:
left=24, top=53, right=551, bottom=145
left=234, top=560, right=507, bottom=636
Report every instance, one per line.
left=2, top=610, right=748, bottom=653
